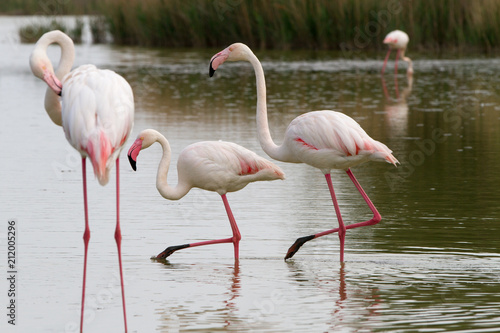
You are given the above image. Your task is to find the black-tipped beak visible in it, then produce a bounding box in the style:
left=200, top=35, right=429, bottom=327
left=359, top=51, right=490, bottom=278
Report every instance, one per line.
left=209, top=59, right=216, bottom=77
left=128, top=153, right=137, bottom=171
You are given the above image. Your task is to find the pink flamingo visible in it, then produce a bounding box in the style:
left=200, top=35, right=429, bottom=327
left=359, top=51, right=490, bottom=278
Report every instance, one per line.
left=127, top=129, right=284, bottom=260
left=381, top=30, right=413, bottom=76
left=209, top=43, right=399, bottom=262
left=30, top=30, right=133, bottom=332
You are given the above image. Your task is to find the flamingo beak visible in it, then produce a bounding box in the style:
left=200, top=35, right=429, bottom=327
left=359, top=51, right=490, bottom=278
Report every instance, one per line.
left=209, top=47, right=231, bottom=77
left=209, top=57, right=217, bottom=77
left=43, top=70, right=62, bottom=96
left=127, top=138, right=143, bottom=171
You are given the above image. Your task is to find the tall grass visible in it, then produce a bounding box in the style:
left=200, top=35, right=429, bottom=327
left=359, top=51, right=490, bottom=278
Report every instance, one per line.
left=98, top=0, right=500, bottom=52
left=19, top=18, right=109, bottom=44
left=10, top=0, right=500, bottom=52
left=19, top=19, right=83, bottom=43
left=0, top=0, right=97, bottom=15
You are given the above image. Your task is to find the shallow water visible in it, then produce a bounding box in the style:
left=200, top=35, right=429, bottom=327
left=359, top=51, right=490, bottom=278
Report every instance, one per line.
left=1, top=17, right=500, bottom=332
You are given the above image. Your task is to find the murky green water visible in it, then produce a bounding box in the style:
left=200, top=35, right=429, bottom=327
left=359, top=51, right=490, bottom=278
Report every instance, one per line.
left=1, top=16, right=500, bottom=332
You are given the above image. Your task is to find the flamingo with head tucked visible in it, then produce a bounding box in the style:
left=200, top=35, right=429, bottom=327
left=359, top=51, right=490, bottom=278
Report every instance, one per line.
left=30, top=30, right=133, bottom=332
left=209, top=43, right=398, bottom=262
left=381, top=30, right=413, bottom=76
left=127, top=129, right=284, bottom=260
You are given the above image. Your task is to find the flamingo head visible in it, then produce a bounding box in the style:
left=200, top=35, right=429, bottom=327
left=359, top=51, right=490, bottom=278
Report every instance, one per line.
left=29, top=49, right=62, bottom=96
left=209, top=43, right=253, bottom=77
left=127, top=129, right=158, bottom=171
left=383, top=36, right=396, bottom=45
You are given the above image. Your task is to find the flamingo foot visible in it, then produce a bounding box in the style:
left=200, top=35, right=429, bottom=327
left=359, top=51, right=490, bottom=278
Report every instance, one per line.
left=155, top=244, right=190, bottom=259
left=284, top=235, right=315, bottom=260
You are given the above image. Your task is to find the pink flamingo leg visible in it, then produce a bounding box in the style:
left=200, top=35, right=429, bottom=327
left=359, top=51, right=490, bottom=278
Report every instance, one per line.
left=325, top=174, right=346, bottom=262
left=156, top=194, right=242, bottom=260
left=394, top=49, right=401, bottom=74
left=344, top=169, right=381, bottom=229
left=221, top=194, right=241, bottom=260
left=80, top=158, right=90, bottom=333
left=114, top=158, right=128, bottom=332
left=381, top=49, right=391, bottom=74
left=285, top=169, right=381, bottom=260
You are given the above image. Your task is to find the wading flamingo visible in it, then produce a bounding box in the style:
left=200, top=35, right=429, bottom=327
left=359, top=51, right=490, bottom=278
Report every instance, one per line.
left=381, top=30, right=413, bottom=76
left=127, top=129, right=284, bottom=260
left=209, top=43, right=398, bottom=262
left=30, top=30, right=133, bottom=332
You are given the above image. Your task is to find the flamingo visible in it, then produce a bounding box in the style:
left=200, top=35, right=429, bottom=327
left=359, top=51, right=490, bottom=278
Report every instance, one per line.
left=127, top=129, right=285, bottom=260
left=209, top=43, right=399, bottom=262
left=381, top=30, right=413, bottom=76
left=29, top=30, right=133, bottom=332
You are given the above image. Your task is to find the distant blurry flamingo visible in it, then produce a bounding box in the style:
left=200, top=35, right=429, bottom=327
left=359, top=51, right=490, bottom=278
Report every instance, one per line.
left=127, top=129, right=284, bottom=260
left=381, top=30, right=413, bottom=76
left=30, top=30, right=133, bottom=332
left=209, top=43, right=399, bottom=262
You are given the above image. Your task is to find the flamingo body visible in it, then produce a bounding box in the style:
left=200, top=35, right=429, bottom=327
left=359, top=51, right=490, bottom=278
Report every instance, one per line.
left=283, top=110, right=397, bottom=171
left=383, top=29, right=409, bottom=50
left=176, top=141, right=285, bottom=195
left=128, top=129, right=284, bottom=259
left=209, top=43, right=398, bottom=262
left=62, top=64, right=134, bottom=185
left=30, top=30, right=132, bottom=332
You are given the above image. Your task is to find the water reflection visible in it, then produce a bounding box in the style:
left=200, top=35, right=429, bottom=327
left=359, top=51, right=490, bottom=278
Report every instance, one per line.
left=382, top=74, right=413, bottom=138
left=224, top=263, right=241, bottom=328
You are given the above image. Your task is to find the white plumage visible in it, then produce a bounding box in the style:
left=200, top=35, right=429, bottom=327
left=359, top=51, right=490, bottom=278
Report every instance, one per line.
left=178, top=140, right=285, bottom=195
left=383, top=29, right=409, bottom=50
left=62, top=64, right=134, bottom=185
left=283, top=110, right=397, bottom=171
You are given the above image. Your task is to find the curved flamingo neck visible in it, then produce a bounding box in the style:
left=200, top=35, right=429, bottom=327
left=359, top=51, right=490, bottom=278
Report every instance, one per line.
left=38, top=31, right=75, bottom=126
left=247, top=53, right=288, bottom=161
left=155, top=134, right=191, bottom=200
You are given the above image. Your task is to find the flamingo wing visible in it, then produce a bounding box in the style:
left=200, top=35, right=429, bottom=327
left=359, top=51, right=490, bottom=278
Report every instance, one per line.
left=61, top=65, right=134, bottom=184
left=178, top=141, right=284, bottom=193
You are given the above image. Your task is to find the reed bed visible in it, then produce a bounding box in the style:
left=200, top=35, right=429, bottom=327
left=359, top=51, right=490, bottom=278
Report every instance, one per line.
left=0, top=0, right=94, bottom=15
left=18, top=18, right=109, bottom=44
left=98, top=0, right=500, bottom=52
left=9, top=0, right=500, bottom=52
left=19, top=19, right=81, bottom=43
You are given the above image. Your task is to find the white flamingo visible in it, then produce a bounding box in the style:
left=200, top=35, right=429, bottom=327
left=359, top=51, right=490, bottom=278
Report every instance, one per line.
left=381, top=30, right=413, bottom=76
left=209, top=43, right=398, bottom=262
left=127, top=129, right=285, bottom=260
left=30, top=30, right=133, bottom=332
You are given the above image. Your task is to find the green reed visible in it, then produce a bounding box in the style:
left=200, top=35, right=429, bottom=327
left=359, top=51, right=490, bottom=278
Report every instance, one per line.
left=11, top=0, right=500, bottom=53
left=97, top=0, right=500, bottom=52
